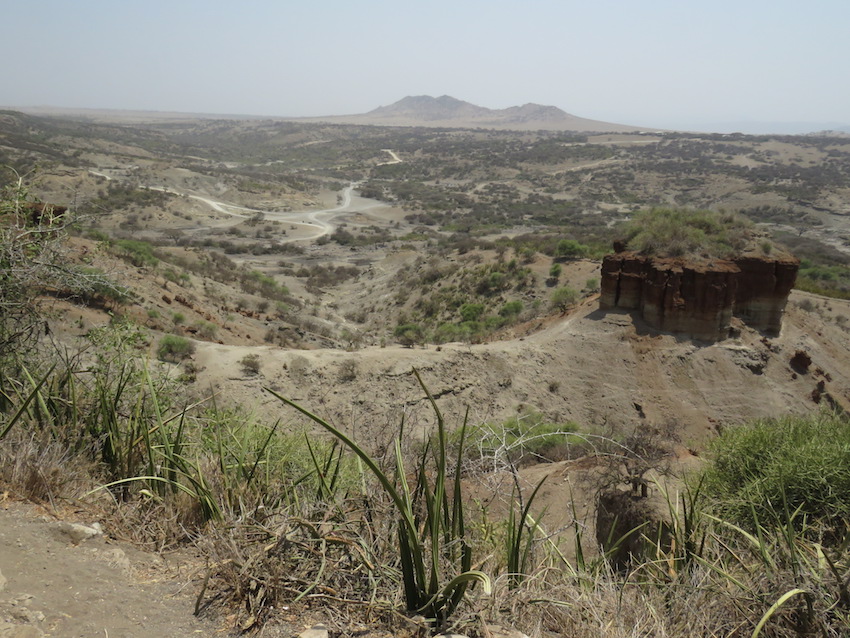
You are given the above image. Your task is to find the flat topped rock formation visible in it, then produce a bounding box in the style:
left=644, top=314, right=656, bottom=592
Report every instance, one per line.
left=600, top=250, right=799, bottom=341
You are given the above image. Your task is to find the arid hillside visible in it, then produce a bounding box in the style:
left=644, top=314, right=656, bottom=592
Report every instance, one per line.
left=3, top=109, right=850, bottom=637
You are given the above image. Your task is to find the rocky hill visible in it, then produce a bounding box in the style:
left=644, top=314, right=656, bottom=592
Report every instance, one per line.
left=304, top=95, right=648, bottom=132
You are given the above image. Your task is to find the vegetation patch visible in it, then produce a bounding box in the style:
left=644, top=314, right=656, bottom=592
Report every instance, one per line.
left=700, top=411, right=850, bottom=538
left=620, top=207, right=757, bottom=258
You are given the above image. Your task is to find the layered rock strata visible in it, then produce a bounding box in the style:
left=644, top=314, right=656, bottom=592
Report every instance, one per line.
left=600, top=252, right=798, bottom=341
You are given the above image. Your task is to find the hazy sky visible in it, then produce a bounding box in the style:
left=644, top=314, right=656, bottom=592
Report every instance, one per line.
left=3, top=0, right=848, bottom=132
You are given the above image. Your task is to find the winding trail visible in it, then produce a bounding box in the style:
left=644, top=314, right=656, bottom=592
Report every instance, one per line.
left=88, top=148, right=403, bottom=242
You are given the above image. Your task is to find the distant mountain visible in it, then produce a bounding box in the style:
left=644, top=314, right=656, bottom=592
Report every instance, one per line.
left=306, top=95, right=649, bottom=133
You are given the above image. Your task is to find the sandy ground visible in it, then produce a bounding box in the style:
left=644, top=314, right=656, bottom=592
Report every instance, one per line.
left=189, top=290, right=850, bottom=452
left=0, top=499, right=215, bottom=637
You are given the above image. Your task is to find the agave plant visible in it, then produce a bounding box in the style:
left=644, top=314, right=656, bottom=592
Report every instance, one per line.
left=268, top=368, right=490, bottom=626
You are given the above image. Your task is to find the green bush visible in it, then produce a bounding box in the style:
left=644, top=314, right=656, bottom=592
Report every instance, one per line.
left=157, top=334, right=195, bottom=362
left=499, top=300, right=523, bottom=318
left=551, top=286, right=578, bottom=312
left=459, top=302, right=485, bottom=322
left=555, top=239, right=589, bottom=260
left=622, top=208, right=752, bottom=258
left=700, top=411, right=850, bottom=538
left=394, top=323, right=423, bottom=347
left=113, top=239, right=159, bottom=268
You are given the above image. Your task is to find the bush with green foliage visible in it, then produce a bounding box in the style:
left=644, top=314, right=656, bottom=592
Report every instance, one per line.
left=113, top=239, right=159, bottom=268
left=551, top=286, right=578, bottom=312
left=555, top=239, right=589, bottom=260
left=394, top=323, right=423, bottom=347
left=459, top=411, right=579, bottom=467
left=157, top=334, right=195, bottom=362
left=700, top=411, right=850, bottom=538
left=622, top=207, right=754, bottom=258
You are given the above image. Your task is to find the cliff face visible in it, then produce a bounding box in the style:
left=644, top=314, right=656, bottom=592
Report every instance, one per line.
left=600, top=252, right=799, bottom=341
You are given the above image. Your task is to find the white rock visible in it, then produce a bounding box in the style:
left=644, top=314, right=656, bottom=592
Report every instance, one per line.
left=55, top=521, right=102, bottom=544
left=298, top=624, right=329, bottom=638
left=0, top=567, right=6, bottom=592
left=485, top=625, right=531, bottom=638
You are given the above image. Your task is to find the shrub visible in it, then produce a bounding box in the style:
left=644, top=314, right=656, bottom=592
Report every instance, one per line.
left=555, top=239, right=588, bottom=260
left=157, top=334, right=195, bottom=362
left=459, top=302, right=485, bottom=322
left=240, top=354, right=261, bottom=376
left=113, top=239, right=159, bottom=268
left=551, top=286, right=578, bottom=313
left=621, top=208, right=752, bottom=258
left=460, top=411, right=579, bottom=466
left=394, top=323, right=423, bottom=347
left=499, top=300, right=523, bottom=319
left=195, top=321, right=218, bottom=339
left=700, top=411, right=850, bottom=538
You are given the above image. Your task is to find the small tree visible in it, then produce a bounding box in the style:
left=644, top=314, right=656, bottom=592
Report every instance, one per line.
left=551, top=286, right=578, bottom=313
left=394, top=323, right=423, bottom=347
left=0, top=174, right=126, bottom=358
left=555, top=239, right=588, bottom=260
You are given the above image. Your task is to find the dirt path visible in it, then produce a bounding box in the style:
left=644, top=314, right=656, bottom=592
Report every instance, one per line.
left=0, top=499, right=215, bottom=637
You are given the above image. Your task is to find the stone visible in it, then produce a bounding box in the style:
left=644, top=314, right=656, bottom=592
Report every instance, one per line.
left=484, top=625, right=531, bottom=638
left=0, top=566, right=6, bottom=592
left=298, top=624, right=329, bottom=638
left=100, top=547, right=132, bottom=575
left=55, top=521, right=102, bottom=544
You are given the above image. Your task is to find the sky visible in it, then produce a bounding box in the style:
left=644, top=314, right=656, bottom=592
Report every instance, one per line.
left=2, top=0, right=848, bottom=133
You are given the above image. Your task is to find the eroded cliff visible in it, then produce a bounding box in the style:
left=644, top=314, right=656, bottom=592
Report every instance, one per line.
left=600, top=251, right=799, bottom=341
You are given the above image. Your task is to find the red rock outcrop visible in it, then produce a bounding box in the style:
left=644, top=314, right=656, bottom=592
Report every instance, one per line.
left=600, top=252, right=799, bottom=341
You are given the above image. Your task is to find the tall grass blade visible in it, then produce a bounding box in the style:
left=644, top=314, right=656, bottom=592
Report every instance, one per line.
left=751, top=588, right=809, bottom=638
left=0, top=364, right=55, bottom=440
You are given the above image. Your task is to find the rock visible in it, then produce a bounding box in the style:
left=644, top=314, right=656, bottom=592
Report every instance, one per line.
left=484, top=625, right=531, bottom=638
left=600, top=251, right=799, bottom=342
left=0, top=566, right=6, bottom=592
left=790, top=349, right=812, bottom=373
left=8, top=609, right=43, bottom=624
left=100, top=547, right=132, bottom=575
left=55, top=521, right=102, bottom=544
left=298, top=624, right=329, bottom=638
left=0, top=622, right=44, bottom=638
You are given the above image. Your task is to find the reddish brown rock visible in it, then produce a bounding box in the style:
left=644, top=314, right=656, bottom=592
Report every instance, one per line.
left=600, top=251, right=799, bottom=341
left=733, top=256, right=799, bottom=336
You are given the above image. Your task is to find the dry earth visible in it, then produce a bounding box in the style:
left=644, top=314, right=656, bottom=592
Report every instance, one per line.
left=0, top=499, right=214, bottom=637
left=189, top=289, right=850, bottom=451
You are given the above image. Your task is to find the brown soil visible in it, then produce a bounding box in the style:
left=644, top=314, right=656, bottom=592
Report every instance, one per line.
left=0, top=498, right=215, bottom=637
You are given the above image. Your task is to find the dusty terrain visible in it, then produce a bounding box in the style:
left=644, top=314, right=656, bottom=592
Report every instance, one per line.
left=3, top=109, right=850, bottom=636
left=189, top=288, right=850, bottom=449
left=0, top=499, right=214, bottom=637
